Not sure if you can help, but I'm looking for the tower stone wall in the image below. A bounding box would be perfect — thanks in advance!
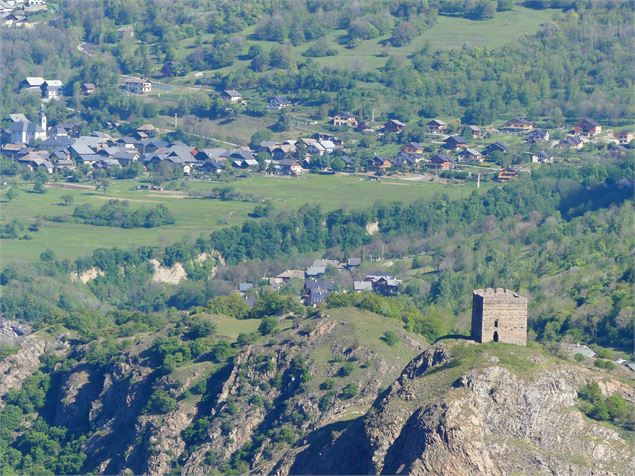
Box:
[471,288,527,345]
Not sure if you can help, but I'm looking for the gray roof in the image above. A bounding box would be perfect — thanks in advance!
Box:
[70,144,95,156]
[354,281,373,291]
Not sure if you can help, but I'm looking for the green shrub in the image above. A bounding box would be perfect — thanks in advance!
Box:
[145,389,178,414]
[381,330,399,347]
[341,383,359,399]
[338,361,356,377]
[258,316,279,336]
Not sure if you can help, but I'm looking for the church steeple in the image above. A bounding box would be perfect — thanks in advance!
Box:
[39,107,47,139]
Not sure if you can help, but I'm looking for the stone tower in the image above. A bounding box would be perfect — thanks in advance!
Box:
[471,288,527,345]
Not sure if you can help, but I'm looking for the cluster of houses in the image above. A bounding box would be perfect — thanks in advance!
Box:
[1,0,46,28]
[3,104,630,180]
[237,258,403,307]
[20,77,63,100]
[0,112,347,177]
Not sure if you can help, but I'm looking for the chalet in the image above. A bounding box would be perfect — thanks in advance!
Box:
[223,89,242,103]
[402,142,425,155]
[346,257,361,269]
[81,83,96,95]
[112,149,140,166]
[525,129,549,143]
[17,153,54,174]
[305,265,326,278]
[383,119,406,134]
[228,149,256,162]
[0,143,25,159]
[21,76,44,90]
[615,130,634,144]
[429,154,453,170]
[575,118,602,137]
[333,112,358,127]
[231,158,258,169]
[427,119,448,133]
[459,148,484,163]
[374,277,402,296]
[269,96,291,109]
[312,133,342,146]
[392,151,420,168]
[503,118,533,132]
[278,158,303,176]
[124,78,152,94]
[142,139,169,154]
[443,135,468,150]
[371,156,392,170]
[75,154,101,166]
[198,160,225,174]
[339,155,355,169]
[497,166,519,182]
[462,125,482,139]
[353,281,373,292]
[557,136,584,150]
[41,80,63,100]
[195,148,228,161]
[482,142,508,157]
[531,150,554,164]
[304,280,335,307]
[302,138,326,156]
[313,259,340,269]
[276,269,305,282]
[137,124,156,136]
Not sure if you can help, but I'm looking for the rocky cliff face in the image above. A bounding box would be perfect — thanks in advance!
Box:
[0,323,69,407]
[276,343,635,476]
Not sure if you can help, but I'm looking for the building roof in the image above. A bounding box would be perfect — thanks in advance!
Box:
[354,281,373,291]
[306,265,326,276]
[24,77,45,87]
[577,118,600,129]
[43,80,63,88]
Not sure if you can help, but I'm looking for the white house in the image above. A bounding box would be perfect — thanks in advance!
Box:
[124,78,152,94]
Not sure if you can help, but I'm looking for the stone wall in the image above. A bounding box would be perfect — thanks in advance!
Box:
[471,288,527,345]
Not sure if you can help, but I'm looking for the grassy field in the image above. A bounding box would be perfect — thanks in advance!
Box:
[166,6,557,79]
[0,174,477,263]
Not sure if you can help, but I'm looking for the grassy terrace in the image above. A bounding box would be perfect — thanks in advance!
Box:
[0,174,479,263]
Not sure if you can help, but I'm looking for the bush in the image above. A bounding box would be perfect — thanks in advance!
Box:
[145,389,178,414]
[381,330,399,347]
[320,378,336,390]
[594,359,615,370]
[259,316,279,336]
[578,382,635,430]
[338,361,355,377]
[341,383,359,399]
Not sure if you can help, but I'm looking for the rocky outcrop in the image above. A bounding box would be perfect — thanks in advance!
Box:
[279,345,635,476]
[0,329,68,407]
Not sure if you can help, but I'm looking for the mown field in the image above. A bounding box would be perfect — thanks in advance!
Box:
[0,174,478,263]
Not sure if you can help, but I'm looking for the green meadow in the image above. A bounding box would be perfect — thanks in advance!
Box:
[0,174,479,263]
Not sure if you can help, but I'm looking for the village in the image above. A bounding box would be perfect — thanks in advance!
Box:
[2,75,633,185]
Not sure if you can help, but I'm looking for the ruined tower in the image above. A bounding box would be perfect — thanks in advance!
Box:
[471,288,527,345]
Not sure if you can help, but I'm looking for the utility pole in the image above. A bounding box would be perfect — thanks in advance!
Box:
[371,108,375,124]
[174,113,178,129]
[477,172,481,189]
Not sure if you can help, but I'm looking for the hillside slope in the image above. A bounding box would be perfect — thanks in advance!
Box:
[274,343,635,476]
